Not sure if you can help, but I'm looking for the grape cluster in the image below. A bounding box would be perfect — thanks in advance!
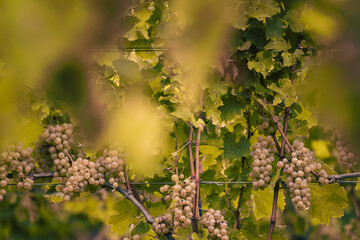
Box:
[152,214,172,234]
[36,124,76,176]
[257,115,283,135]
[334,137,358,169]
[0,142,36,201]
[55,158,102,201]
[199,209,228,240]
[279,140,329,210]
[95,145,126,188]
[161,174,195,229]
[249,136,277,190]
[9,143,36,189]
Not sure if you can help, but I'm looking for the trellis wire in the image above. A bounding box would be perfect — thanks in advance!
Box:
[4,181,360,186]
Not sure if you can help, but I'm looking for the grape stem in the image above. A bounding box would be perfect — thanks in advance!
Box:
[188,122,195,179]
[267,107,290,240]
[269,114,294,152]
[105,182,175,240]
[235,110,251,230]
[192,90,204,234]
[124,163,143,205]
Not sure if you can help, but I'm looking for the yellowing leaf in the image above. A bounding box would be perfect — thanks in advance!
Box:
[309,183,348,225]
[311,140,331,159]
[251,187,285,219]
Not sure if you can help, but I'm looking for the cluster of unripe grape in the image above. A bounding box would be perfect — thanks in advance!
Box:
[55,145,126,200]
[95,145,126,189]
[161,174,196,229]
[334,135,358,169]
[279,140,329,210]
[199,209,228,240]
[0,142,36,201]
[152,214,172,235]
[257,115,283,135]
[36,124,76,176]
[249,136,277,190]
[55,157,102,201]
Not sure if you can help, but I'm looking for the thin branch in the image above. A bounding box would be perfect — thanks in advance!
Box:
[236,111,251,229]
[327,172,360,183]
[188,122,195,179]
[267,181,280,240]
[124,163,143,205]
[193,121,202,233]
[105,182,175,240]
[270,132,281,153]
[269,114,294,152]
[280,108,290,155]
[268,108,289,240]
[293,58,311,73]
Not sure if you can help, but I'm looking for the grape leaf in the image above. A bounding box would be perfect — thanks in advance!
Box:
[285,9,306,33]
[251,187,285,219]
[229,0,248,30]
[113,59,141,84]
[148,202,167,217]
[281,52,296,67]
[247,0,281,21]
[191,229,209,240]
[218,95,246,122]
[247,50,274,78]
[309,183,348,225]
[265,17,285,40]
[264,38,291,52]
[224,133,250,162]
[109,199,139,235]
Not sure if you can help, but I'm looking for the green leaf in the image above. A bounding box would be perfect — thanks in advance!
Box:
[264,38,291,52]
[218,95,246,122]
[191,229,209,240]
[247,50,274,78]
[268,79,296,106]
[247,0,281,21]
[281,51,296,67]
[200,145,223,171]
[204,90,223,125]
[296,103,317,128]
[229,0,248,30]
[173,225,193,240]
[265,17,285,40]
[309,183,348,225]
[251,187,285,219]
[223,133,250,162]
[285,9,306,32]
[171,107,193,121]
[131,221,150,236]
[113,59,141,84]
[109,199,139,235]
[148,202,167,217]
